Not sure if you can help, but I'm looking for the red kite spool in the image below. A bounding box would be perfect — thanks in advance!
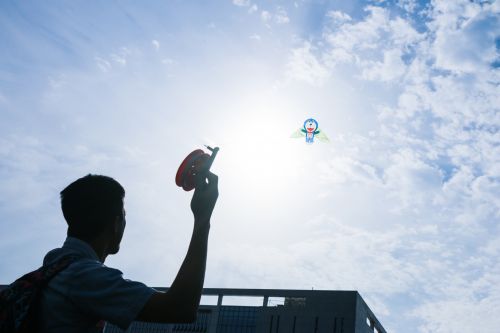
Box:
[175,147,219,191]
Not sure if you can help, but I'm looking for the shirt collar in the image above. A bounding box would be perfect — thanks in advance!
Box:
[62,237,100,261]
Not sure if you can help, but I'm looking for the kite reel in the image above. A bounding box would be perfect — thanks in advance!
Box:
[175,146,219,191]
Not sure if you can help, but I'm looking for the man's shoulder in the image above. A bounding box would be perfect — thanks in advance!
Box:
[67,259,124,281]
[43,246,84,265]
[43,247,124,289]
[39,249,154,330]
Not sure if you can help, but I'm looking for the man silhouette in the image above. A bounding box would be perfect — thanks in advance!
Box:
[37,172,218,332]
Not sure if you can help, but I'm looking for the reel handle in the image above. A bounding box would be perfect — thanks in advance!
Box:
[203,145,219,173]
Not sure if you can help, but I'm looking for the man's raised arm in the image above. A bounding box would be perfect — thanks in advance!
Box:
[136,171,218,323]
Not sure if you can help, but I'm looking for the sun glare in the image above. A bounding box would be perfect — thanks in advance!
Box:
[212,109,313,206]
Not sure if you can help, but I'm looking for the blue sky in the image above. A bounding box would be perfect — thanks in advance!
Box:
[1,1,499,332]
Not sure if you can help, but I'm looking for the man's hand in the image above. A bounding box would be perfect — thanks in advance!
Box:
[190,171,218,223]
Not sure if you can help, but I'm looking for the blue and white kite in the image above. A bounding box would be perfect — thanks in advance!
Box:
[291,118,329,144]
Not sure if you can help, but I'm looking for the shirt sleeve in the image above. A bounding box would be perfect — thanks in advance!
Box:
[67,259,156,329]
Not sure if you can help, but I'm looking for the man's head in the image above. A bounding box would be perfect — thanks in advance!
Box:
[61,174,126,254]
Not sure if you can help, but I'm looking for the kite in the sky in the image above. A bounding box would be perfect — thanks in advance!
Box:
[291,118,329,144]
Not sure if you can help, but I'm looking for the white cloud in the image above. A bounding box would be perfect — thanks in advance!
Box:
[275,7,290,24]
[323,6,423,74]
[260,10,271,22]
[383,149,443,212]
[152,39,160,51]
[249,34,261,41]
[285,42,329,85]
[396,0,417,13]
[432,7,500,73]
[326,10,352,25]
[260,8,290,25]
[111,55,126,66]
[48,74,66,90]
[319,155,381,186]
[361,48,407,81]
[94,56,111,72]
[161,58,174,65]
[248,4,258,14]
[232,0,250,7]
[94,47,132,72]
[110,47,131,66]
[43,74,68,104]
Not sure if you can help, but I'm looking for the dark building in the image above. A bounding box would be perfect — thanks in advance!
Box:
[0,285,386,332]
[105,288,386,333]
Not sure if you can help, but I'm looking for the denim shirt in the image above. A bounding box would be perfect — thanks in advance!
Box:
[38,237,155,333]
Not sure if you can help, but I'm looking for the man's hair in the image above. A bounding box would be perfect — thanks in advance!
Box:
[60,174,125,240]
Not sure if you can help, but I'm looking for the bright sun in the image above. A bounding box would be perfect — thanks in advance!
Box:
[210,109,315,206]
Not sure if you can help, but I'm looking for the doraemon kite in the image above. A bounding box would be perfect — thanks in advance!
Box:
[291,118,329,144]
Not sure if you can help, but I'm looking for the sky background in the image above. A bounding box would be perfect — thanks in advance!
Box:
[0,0,499,332]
